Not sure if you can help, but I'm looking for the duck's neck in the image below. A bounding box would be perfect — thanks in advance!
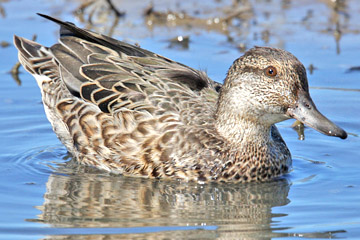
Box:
[213,106,292,182]
[214,113,290,182]
[215,112,272,147]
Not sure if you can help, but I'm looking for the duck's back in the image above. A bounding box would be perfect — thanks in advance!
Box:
[14,15,224,179]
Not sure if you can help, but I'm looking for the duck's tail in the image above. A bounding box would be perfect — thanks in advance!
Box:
[13,35,58,89]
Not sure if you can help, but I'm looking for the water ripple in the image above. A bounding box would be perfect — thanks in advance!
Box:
[7,145,68,178]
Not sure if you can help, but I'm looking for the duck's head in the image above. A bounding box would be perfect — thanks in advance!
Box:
[217,46,347,139]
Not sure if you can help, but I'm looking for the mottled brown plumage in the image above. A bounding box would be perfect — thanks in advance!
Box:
[14,14,347,182]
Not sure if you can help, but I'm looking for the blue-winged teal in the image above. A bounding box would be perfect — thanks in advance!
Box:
[14,14,347,182]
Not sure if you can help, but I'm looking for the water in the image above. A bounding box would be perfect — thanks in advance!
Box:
[0,0,359,239]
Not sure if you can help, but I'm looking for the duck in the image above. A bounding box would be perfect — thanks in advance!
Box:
[14,14,347,182]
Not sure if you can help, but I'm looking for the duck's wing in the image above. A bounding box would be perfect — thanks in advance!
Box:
[14,14,224,175]
[35,14,221,116]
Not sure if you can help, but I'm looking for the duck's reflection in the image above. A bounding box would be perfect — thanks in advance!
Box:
[29,159,346,239]
[31,160,291,239]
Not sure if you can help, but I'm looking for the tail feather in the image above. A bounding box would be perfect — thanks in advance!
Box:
[13,35,57,81]
[14,36,42,58]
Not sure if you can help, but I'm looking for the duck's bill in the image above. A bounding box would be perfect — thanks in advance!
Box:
[286,91,347,139]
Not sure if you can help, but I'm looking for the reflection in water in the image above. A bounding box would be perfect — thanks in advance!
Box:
[73,0,254,49]
[71,0,358,55]
[27,160,344,239]
[30,160,290,238]
[326,0,349,54]
[75,0,125,37]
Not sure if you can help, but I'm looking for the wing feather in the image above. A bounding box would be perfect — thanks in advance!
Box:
[30,14,222,126]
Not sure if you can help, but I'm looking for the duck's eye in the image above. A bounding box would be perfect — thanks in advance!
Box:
[264,66,277,77]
